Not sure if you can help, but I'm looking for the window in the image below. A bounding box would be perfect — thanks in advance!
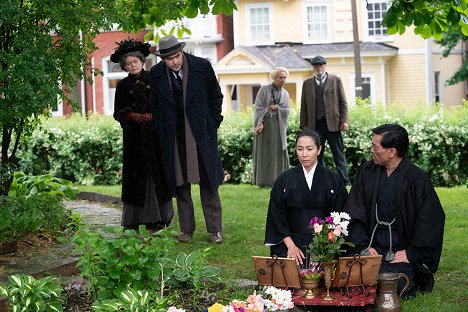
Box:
[434,71,441,103]
[246,3,273,44]
[349,73,376,106]
[305,3,330,42]
[366,0,388,37]
[362,77,371,100]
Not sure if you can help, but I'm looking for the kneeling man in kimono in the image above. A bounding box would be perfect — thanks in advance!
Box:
[344,124,445,296]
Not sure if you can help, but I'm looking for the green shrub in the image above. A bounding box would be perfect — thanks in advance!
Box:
[0,193,70,243]
[0,274,65,312]
[70,225,220,301]
[9,172,79,199]
[16,104,467,186]
[17,114,122,185]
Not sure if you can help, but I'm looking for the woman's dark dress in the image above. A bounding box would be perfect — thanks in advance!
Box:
[264,164,348,258]
[113,70,173,229]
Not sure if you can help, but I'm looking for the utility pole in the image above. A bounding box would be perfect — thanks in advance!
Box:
[351,0,363,98]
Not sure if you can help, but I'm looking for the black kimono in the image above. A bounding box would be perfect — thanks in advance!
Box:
[114,70,173,229]
[264,164,348,258]
[343,157,445,293]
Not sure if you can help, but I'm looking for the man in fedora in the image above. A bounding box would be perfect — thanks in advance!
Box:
[149,35,224,243]
[299,55,351,187]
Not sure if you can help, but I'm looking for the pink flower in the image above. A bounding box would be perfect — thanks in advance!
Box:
[328,232,335,242]
[313,223,323,233]
[333,225,342,236]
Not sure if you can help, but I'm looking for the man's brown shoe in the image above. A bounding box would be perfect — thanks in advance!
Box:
[177,232,193,242]
[208,232,222,243]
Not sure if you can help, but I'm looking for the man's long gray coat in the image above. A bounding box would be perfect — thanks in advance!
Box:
[149,53,224,195]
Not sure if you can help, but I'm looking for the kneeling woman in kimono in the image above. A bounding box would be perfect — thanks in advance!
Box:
[264,129,348,266]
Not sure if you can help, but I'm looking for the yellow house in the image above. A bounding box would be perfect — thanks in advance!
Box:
[214,0,467,113]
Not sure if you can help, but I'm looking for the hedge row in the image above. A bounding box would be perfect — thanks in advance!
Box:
[17,103,467,187]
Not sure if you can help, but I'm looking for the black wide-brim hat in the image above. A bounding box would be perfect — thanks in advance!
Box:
[155,35,186,58]
[110,38,151,63]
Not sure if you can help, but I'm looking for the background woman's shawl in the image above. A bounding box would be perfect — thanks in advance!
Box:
[253,84,290,150]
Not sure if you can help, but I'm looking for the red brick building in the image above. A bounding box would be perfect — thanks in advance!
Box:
[59,14,233,116]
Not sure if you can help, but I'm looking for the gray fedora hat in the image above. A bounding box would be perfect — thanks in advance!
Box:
[310,55,327,65]
[155,35,186,57]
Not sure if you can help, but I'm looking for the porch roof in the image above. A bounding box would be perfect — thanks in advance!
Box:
[241,44,312,69]
[240,42,399,68]
[289,42,399,59]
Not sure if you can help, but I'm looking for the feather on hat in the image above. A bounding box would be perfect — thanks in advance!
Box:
[110,38,151,63]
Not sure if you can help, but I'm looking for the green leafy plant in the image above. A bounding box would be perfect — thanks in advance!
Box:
[0,274,65,312]
[0,194,70,243]
[172,250,221,289]
[9,172,79,199]
[92,288,171,312]
[71,224,220,302]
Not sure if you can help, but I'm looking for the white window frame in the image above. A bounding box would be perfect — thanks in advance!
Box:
[245,2,274,45]
[349,73,376,106]
[102,56,127,115]
[362,0,392,42]
[302,1,332,44]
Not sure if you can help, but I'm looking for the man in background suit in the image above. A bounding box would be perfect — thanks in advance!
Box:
[149,35,224,243]
[300,55,351,186]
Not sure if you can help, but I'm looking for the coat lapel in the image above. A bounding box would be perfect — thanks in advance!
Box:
[184,55,202,108]
[155,64,176,105]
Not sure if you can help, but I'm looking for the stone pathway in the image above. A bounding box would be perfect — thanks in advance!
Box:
[0,195,122,284]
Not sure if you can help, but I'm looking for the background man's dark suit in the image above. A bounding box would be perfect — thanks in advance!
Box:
[149,52,224,239]
[300,72,350,186]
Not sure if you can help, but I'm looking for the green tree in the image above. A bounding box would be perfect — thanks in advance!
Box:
[0,0,236,196]
[383,0,468,40]
[437,27,468,86]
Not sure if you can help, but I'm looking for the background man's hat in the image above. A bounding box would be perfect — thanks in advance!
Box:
[310,55,327,65]
[155,35,186,57]
[110,38,151,63]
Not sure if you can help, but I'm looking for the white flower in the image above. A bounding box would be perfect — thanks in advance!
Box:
[222,306,235,312]
[167,307,185,312]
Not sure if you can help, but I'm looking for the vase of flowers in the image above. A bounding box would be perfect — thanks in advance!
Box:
[308,212,354,300]
[298,261,322,298]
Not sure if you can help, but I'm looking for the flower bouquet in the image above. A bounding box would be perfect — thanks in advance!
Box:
[308,211,354,300]
[308,212,353,262]
[207,286,294,312]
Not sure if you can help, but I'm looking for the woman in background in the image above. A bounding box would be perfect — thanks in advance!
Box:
[264,130,348,265]
[252,67,290,187]
[111,38,173,232]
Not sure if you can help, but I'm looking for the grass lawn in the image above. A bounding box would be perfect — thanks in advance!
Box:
[79,184,468,311]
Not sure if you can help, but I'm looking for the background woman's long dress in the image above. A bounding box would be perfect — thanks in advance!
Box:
[252,84,290,186]
[114,70,174,229]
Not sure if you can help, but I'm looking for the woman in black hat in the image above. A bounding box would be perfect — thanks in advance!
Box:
[112,38,174,232]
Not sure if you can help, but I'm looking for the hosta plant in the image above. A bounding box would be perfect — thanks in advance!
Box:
[92,288,170,312]
[0,274,65,312]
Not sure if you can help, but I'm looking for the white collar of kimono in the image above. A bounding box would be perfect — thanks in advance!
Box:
[302,161,318,190]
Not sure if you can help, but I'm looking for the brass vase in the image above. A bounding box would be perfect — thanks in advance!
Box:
[300,279,320,299]
[322,261,336,301]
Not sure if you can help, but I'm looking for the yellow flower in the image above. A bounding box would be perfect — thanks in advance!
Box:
[208,303,225,312]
